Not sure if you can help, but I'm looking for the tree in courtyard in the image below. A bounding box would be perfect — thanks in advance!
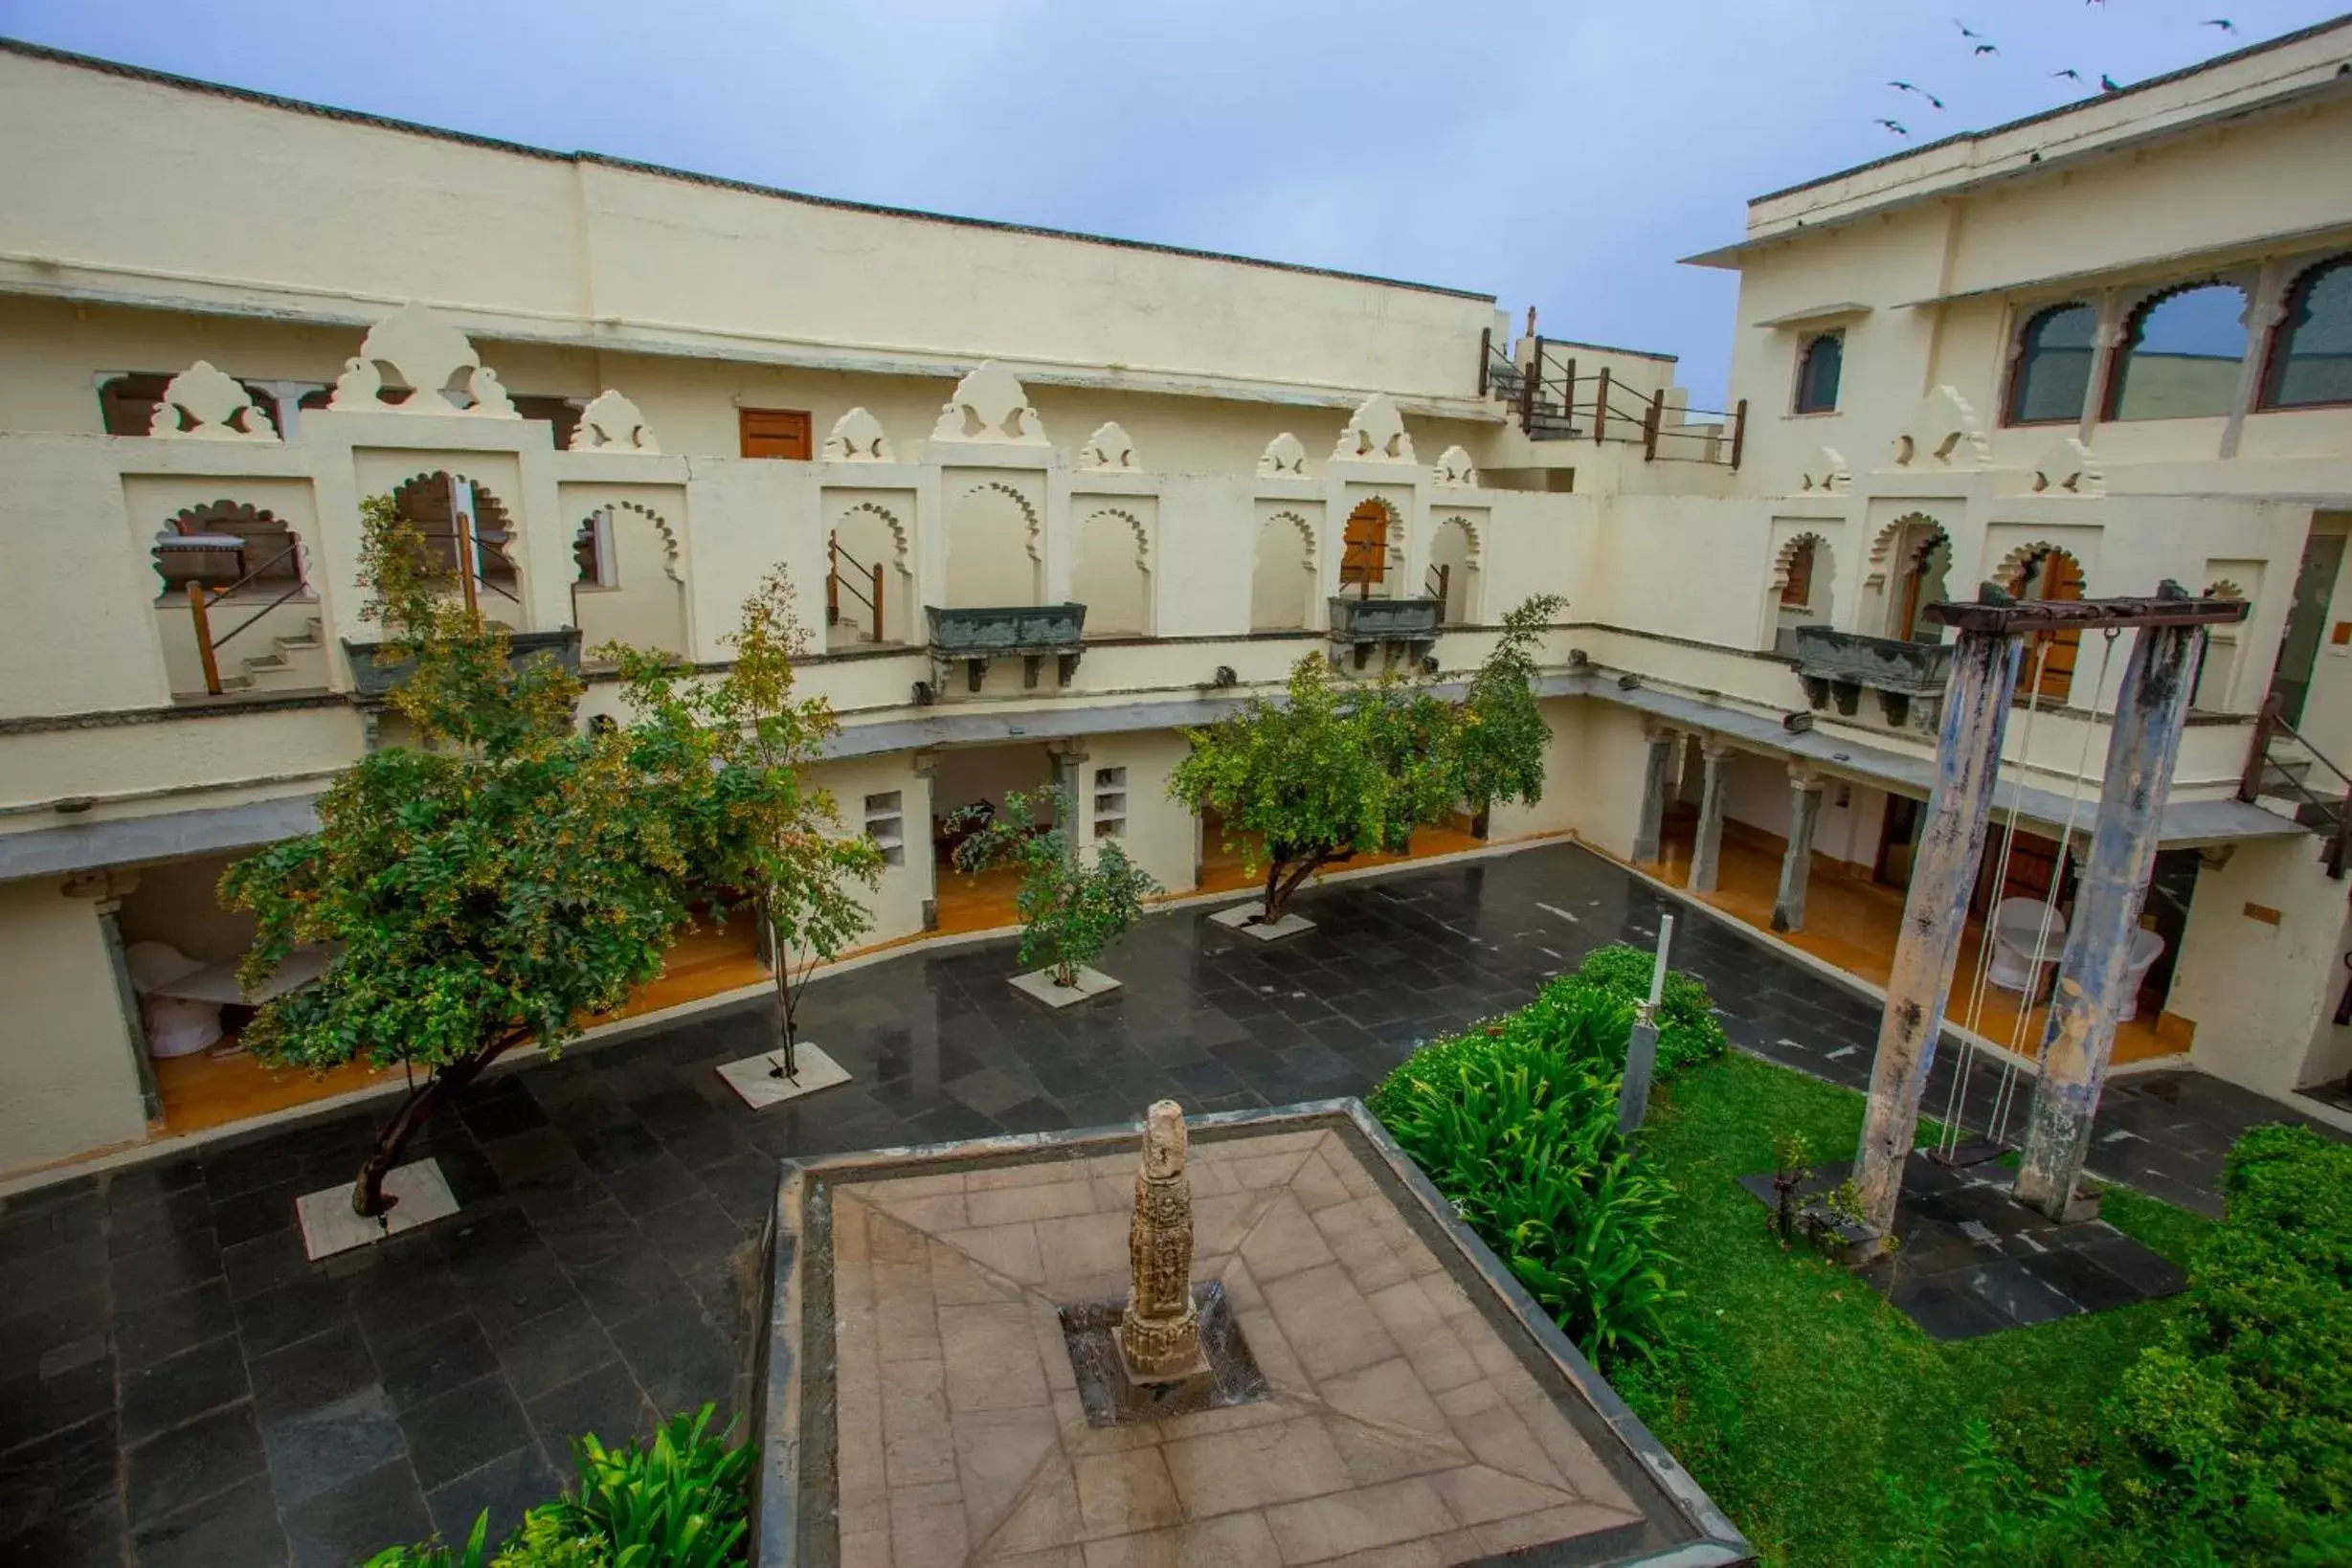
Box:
[952,784,1160,988]
[1168,594,1563,926]
[224,496,880,1217]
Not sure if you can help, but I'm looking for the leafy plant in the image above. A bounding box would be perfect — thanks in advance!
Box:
[952,784,1160,987]
[1168,595,1559,925]
[1372,986,1672,1363]
[1875,1418,2117,1568]
[1555,943,1729,1077]
[1769,1130,1811,1243]
[365,1406,752,1568]
[224,501,878,1216]
[2113,1124,2351,1548]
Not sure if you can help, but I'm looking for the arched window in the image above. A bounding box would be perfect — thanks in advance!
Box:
[1793,332,1843,414]
[2007,546,2086,705]
[1780,539,1817,608]
[2004,303,2097,426]
[2260,256,2352,410]
[2105,282,2249,421]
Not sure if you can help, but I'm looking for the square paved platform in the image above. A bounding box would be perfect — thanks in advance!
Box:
[764,1104,1749,1567]
[1738,1149,2187,1341]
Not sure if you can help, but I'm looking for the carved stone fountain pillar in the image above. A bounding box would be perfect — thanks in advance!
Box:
[1116,1100,1209,1382]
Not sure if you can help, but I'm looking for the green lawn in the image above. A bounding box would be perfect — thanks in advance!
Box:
[1613,1052,2210,1568]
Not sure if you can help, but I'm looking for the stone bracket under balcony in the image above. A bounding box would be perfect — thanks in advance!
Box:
[1790,626,1953,735]
[1326,595,1441,671]
[925,604,1088,695]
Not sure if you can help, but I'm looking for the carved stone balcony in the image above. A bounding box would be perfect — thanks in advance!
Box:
[1326,595,1441,670]
[1791,626,1953,734]
[342,627,584,704]
[926,603,1087,694]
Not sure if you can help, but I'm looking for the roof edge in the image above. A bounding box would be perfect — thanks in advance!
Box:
[0,35,1496,305]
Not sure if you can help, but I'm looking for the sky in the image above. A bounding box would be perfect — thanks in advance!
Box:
[1,0,2341,403]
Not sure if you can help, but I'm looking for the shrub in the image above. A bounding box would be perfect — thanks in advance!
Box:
[1371,986,1672,1364]
[1555,943,1729,1077]
[2114,1125,2352,1545]
[366,1406,752,1568]
[952,784,1159,986]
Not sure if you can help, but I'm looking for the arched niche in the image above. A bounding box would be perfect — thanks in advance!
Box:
[1429,516,1480,625]
[571,501,687,661]
[1338,496,1405,599]
[1071,509,1151,638]
[150,500,305,595]
[390,471,521,600]
[1860,514,1952,643]
[1251,512,1317,632]
[827,499,914,647]
[1770,532,1835,651]
[943,481,1041,608]
[1997,542,2091,706]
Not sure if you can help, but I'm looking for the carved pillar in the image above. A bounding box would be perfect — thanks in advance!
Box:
[1631,724,1677,864]
[1771,767,1826,932]
[2220,262,2286,460]
[1118,1100,1206,1382]
[2076,291,2124,445]
[911,750,941,931]
[64,870,158,1122]
[1690,738,1733,893]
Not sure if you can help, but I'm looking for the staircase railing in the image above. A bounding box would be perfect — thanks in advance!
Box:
[179,542,306,697]
[1480,334,1745,468]
[1426,562,1450,616]
[2239,692,2352,878]
[829,531,885,643]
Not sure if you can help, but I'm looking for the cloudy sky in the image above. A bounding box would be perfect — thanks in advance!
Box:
[1,0,2337,399]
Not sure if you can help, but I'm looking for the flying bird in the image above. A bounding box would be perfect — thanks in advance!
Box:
[2053,68,2083,80]
[2204,18,2237,32]
[1974,42,1999,56]
[1890,81,1946,108]
[1955,20,1982,37]
[1875,119,1911,136]
[2101,73,2122,91]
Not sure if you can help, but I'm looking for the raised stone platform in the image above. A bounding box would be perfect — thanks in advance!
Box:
[757,1102,1750,1566]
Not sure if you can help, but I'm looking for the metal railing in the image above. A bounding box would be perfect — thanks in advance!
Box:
[828,532,885,643]
[2239,691,2352,878]
[1483,333,1747,469]
[1426,562,1451,616]
[178,542,307,696]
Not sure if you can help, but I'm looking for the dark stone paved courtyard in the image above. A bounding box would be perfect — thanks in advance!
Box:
[1,841,2339,1566]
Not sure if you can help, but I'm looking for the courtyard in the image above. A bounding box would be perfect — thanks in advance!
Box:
[1,840,2330,1568]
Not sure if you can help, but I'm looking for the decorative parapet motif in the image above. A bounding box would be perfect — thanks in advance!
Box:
[569,390,659,453]
[328,300,517,416]
[1079,422,1139,471]
[1887,386,1986,470]
[1430,444,1479,488]
[1257,432,1309,478]
[930,360,1047,444]
[2031,437,2104,496]
[1333,392,1417,463]
[822,407,895,461]
[1798,446,1850,494]
[149,362,277,441]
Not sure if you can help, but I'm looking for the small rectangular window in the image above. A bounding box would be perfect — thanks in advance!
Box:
[863,789,905,866]
[1091,767,1128,840]
[1793,331,1844,414]
[740,408,813,459]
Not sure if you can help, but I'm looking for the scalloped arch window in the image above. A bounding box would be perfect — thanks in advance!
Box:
[2004,303,2096,426]
[2261,257,2352,410]
[2105,283,2248,421]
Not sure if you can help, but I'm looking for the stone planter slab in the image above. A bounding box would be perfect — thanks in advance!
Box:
[716,1042,852,1109]
[296,1158,458,1260]
[1208,903,1315,941]
[1009,966,1121,1008]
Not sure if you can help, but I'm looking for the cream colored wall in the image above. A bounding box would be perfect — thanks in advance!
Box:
[2170,838,2352,1099]
[570,499,690,661]
[116,851,255,964]
[1079,729,1196,895]
[2284,513,2352,765]
[0,879,148,1176]
[806,754,931,949]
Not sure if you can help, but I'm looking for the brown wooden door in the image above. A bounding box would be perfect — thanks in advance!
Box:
[739,408,813,459]
[1339,502,1388,594]
[2013,549,2085,704]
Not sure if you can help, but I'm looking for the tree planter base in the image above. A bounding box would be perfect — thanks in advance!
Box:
[1209,904,1314,942]
[295,1158,458,1260]
[1009,966,1121,1009]
[716,1042,852,1109]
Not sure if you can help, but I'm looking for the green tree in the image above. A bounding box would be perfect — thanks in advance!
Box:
[952,784,1159,988]
[1168,596,1561,925]
[224,497,878,1217]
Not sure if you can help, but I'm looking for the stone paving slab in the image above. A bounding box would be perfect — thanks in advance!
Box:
[0,840,2336,1565]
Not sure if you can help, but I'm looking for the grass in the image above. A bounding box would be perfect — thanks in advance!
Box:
[1614,1052,2211,1568]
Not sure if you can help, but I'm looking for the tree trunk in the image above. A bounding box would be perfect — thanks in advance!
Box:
[1264,851,1330,922]
[350,1031,523,1218]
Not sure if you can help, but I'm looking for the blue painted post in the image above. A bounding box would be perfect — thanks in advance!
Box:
[1852,626,2024,1237]
[2013,623,2205,1219]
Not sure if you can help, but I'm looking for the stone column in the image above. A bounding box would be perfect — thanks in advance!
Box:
[2014,622,2205,1220]
[911,750,941,932]
[1690,738,1732,893]
[65,869,158,1122]
[1630,724,1677,864]
[1118,1100,1206,1382]
[1771,767,1826,932]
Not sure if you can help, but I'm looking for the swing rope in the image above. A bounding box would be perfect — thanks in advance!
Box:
[1938,626,2120,1154]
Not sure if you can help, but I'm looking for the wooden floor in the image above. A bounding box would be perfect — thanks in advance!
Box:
[933,861,1030,935]
[1198,819,1489,898]
[1643,820,2184,1066]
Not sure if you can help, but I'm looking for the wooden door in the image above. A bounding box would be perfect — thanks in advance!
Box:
[2013,549,2084,705]
[739,408,813,459]
[1339,503,1389,595]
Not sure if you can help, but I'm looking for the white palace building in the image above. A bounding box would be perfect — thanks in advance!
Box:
[2,22,2350,1176]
